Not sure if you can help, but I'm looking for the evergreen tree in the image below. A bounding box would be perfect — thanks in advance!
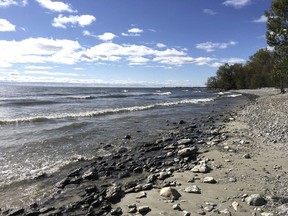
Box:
[265,0,288,93]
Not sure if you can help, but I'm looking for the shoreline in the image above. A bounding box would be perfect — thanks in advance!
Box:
[1,89,287,216]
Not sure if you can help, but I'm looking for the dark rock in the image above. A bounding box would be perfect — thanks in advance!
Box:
[138,206,151,214]
[68,167,82,177]
[106,184,124,203]
[245,194,267,206]
[110,207,123,215]
[82,168,98,180]
[39,207,55,214]
[124,135,131,139]
[178,147,198,158]
[56,177,70,189]
[118,147,128,153]
[133,166,143,173]
[25,212,40,216]
[85,186,98,195]
[7,208,25,216]
[119,171,130,179]
[179,120,186,124]
[70,176,82,185]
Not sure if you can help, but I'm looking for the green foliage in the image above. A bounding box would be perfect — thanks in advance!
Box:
[206,48,275,90]
[265,0,288,93]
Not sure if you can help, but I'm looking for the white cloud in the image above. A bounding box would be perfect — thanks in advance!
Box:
[0,0,27,7]
[25,65,53,70]
[0,19,16,32]
[122,28,143,37]
[156,43,166,48]
[223,0,251,8]
[97,32,117,41]
[203,9,217,15]
[0,37,82,66]
[0,36,246,70]
[253,15,267,23]
[24,70,79,76]
[127,56,150,65]
[196,41,238,52]
[36,0,76,13]
[52,15,96,28]
[220,57,246,64]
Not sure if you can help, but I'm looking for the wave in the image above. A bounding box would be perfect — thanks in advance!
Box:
[2,100,58,106]
[154,91,172,96]
[0,98,214,124]
[68,95,95,100]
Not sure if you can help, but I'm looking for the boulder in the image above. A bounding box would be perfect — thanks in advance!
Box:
[160,187,181,200]
[178,147,197,158]
[106,184,124,203]
[245,194,267,206]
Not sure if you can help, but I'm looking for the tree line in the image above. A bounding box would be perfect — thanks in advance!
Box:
[206,0,288,93]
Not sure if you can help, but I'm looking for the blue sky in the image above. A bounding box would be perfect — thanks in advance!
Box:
[0,0,272,87]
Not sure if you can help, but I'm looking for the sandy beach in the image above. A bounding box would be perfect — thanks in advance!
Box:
[111,88,288,216]
[1,88,287,216]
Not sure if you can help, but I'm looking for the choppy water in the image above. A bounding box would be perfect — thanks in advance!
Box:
[0,85,242,187]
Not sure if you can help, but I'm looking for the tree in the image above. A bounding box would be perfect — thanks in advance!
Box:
[265,0,288,93]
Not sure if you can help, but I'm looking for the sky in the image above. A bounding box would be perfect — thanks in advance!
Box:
[0,0,272,87]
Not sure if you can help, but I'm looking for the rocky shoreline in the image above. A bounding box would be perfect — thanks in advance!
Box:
[1,89,287,216]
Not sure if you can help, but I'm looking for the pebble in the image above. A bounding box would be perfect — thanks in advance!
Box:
[138,206,151,214]
[184,185,201,194]
[203,176,217,184]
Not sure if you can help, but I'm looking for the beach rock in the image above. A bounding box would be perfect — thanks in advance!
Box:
[136,191,147,199]
[243,153,251,159]
[184,185,201,194]
[55,177,70,189]
[177,138,192,145]
[191,163,211,173]
[245,194,267,206]
[128,205,137,213]
[124,135,131,139]
[142,183,153,190]
[178,147,197,158]
[160,187,181,200]
[106,184,124,203]
[67,167,82,177]
[147,174,157,183]
[203,177,217,184]
[220,209,232,215]
[157,171,171,180]
[172,203,182,210]
[183,210,191,216]
[82,168,98,180]
[110,207,122,215]
[138,206,151,214]
[7,208,25,216]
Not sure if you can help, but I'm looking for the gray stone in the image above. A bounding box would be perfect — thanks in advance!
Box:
[160,187,181,200]
[138,206,151,214]
[136,191,147,199]
[191,164,210,173]
[203,177,217,184]
[245,194,267,206]
[184,185,201,194]
[177,139,193,145]
[178,147,197,157]
[106,184,124,203]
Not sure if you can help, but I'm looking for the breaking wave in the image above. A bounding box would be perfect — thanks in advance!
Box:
[0,98,214,124]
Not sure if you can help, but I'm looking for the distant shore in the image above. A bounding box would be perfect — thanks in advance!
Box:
[1,88,287,216]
